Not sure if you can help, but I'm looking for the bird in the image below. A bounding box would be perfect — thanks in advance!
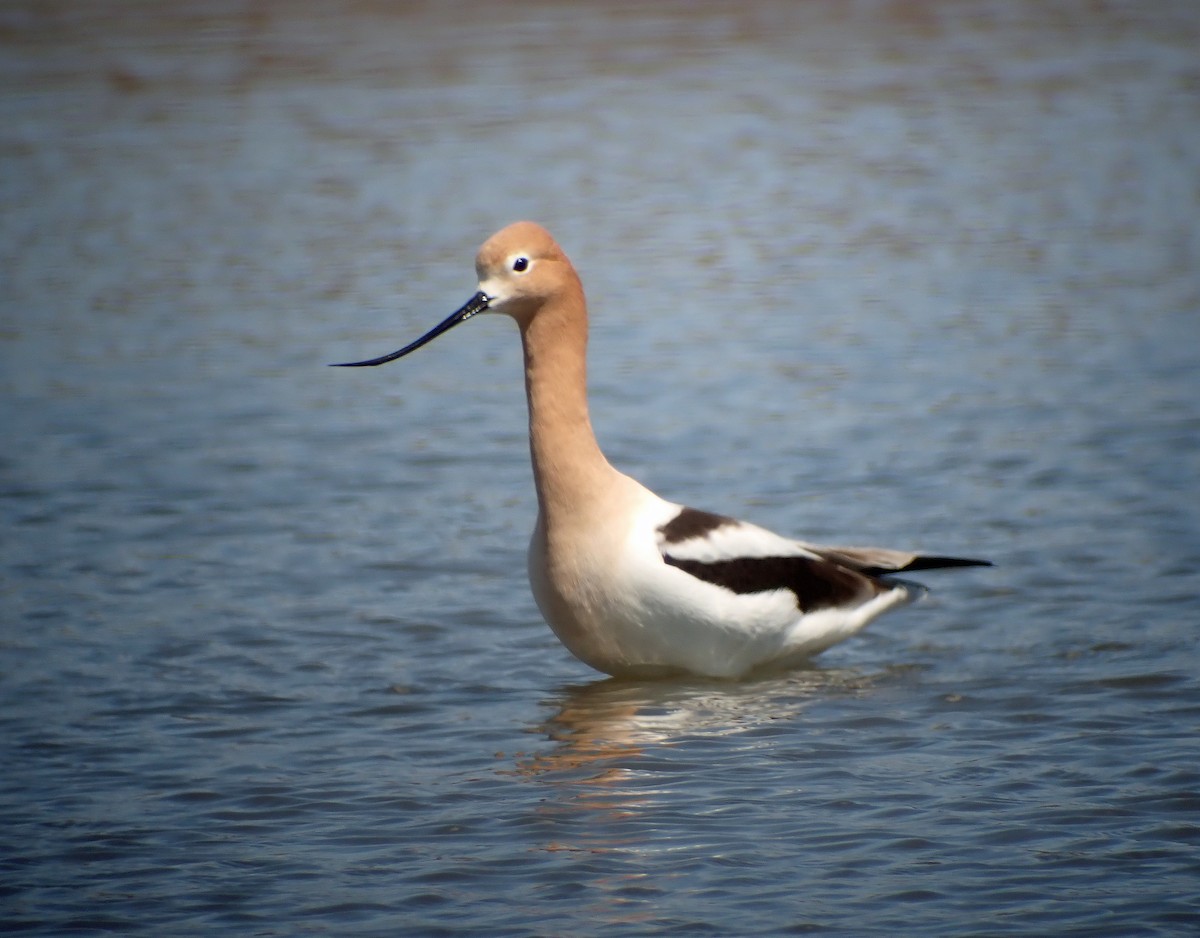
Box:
[334,221,989,679]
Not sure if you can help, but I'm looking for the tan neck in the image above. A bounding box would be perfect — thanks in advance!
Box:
[518,283,621,530]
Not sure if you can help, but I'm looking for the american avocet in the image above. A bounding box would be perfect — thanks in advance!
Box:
[335,221,988,679]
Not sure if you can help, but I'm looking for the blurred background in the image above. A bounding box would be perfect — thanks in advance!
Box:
[2,2,1198,935]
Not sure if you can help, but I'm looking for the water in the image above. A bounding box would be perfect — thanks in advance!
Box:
[2,1,1199,934]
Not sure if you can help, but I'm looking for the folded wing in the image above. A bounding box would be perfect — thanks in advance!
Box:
[655,506,989,613]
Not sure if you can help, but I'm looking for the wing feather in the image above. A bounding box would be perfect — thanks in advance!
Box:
[655,507,881,612]
[810,545,992,576]
[654,506,989,611]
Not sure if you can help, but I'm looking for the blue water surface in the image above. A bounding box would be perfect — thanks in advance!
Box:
[2,2,1199,935]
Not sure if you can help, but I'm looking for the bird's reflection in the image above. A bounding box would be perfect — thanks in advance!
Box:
[511,666,878,854]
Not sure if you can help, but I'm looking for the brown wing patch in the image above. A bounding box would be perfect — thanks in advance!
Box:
[663,554,880,612]
[657,507,736,545]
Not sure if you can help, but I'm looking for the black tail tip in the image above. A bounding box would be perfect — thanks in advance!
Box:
[902,555,993,573]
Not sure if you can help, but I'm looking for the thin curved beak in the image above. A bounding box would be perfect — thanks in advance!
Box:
[330,291,490,367]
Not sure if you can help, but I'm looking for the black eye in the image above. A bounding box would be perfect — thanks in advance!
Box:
[512,257,529,272]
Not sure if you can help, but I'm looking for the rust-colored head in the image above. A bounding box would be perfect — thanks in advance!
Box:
[332,221,579,368]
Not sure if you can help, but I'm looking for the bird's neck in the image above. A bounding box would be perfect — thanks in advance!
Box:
[519,288,622,532]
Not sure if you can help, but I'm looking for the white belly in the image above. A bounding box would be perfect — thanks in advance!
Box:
[528,516,905,679]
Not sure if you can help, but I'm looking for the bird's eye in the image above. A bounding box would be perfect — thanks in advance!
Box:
[512,257,529,273]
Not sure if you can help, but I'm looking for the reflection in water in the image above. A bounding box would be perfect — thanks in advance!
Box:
[515,667,877,837]
[498,672,842,927]
[507,669,883,927]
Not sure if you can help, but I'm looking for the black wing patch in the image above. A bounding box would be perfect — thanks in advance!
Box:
[663,553,880,612]
[657,507,735,545]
